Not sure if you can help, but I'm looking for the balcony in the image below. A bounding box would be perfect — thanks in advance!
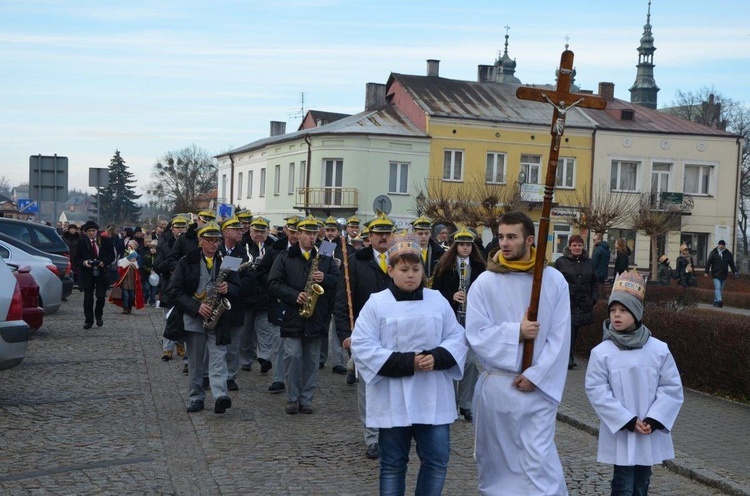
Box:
[648,192,694,213]
[294,187,359,215]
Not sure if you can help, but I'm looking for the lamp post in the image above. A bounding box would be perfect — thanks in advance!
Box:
[416,190,426,217]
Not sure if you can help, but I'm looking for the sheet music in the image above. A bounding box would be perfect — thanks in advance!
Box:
[221,255,243,271]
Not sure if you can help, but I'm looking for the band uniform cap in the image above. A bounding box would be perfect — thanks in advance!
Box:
[361,227,370,239]
[324,216,339,228]
[297,215,322,232]
[367,212,395,233]
[411,215,432,230]
[171,215,189,228]
[81,220,99,232]
[197,210,217,220]
[387,232,421,260]
[452,226,476,243]
[197,221,222,238]
[220,217,243,230]
[250,217,270,231]
[284,215,300,231]
[236,209,253,222]
[608,271,646,322]
[351,235,364,244]
[346,215,360,226]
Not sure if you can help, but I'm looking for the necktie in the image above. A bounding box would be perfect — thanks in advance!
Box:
[421,249,427,263]
[205,256,213,270]
[303,251,310,261]
[91,239,99,257]
[379,253,387,273]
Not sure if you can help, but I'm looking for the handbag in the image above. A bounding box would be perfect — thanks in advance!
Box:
[109,285,123,299]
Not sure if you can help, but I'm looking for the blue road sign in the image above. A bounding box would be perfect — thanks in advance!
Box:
[218,203,234,219]
[18,199,39,213]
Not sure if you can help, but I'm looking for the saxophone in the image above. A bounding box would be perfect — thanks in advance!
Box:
[203,257,253,330]
[456,258,467,326]
[299,253,325,318]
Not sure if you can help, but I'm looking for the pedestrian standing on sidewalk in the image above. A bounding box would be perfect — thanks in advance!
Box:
[585,271,684,496]
[591,233,610,284]
[675,245,697,288]
[351,232,467,495]
[704,240,738,307]
[614,238,631,277]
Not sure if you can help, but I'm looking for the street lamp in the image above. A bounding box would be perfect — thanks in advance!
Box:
[416,190,426,216]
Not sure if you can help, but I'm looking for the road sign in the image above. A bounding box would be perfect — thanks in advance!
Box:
[29,154,68,202]
[18,199,39,213]
[89,168,109,188]
[218,203,234,219]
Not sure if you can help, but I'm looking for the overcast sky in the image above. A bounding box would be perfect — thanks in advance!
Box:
[1,0,748,198]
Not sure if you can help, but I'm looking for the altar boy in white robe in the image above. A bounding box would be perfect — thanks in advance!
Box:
[585,271,683,495]
[351,232,467,496]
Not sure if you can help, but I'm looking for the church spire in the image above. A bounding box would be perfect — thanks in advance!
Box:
[629,0,660,109]
[495,25,521,84]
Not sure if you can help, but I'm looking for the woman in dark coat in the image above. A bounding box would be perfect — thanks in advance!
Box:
[554,234,599,370]
[613,237,631,276]
[675,245,697,287]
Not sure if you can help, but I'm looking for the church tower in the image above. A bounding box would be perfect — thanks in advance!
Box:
[629,0,660,109]
[495,26,521,84]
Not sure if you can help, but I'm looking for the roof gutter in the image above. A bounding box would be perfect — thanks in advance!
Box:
[734,136,743,253]
[228,154,235,206]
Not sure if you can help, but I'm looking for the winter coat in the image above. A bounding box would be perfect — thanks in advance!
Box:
[614,246,631,276]
[334,245,392,343]
[154,229,177,306]
[216,243,258,327]
[554,247,599,327]
[675,255,696,287]
[421,238,445,279]
[591,240,610,281]
[72,235,116,289]
[167,223,199,273]
[241,237,276,310]
[165,248,242,345]
[705,247,737,281]
[258,235,293,325]
[268,244,340,339]
[431,257,486,314]
[655,262,672,286]
[62,231,81,257]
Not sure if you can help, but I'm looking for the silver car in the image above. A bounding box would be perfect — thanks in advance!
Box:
[0,240,63,315]
[0,258,31,370]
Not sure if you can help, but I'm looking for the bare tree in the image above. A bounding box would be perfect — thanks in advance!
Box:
[559,180,639,236]
[0,176,10,197]
[629,193,685,279]
[148,144,218,214]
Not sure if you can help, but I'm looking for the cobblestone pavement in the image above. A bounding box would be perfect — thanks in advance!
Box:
[0,292,730,495]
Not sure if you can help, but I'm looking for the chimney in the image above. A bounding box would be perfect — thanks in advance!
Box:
[598,82,615,101]
[270,121,286,137]
[426,59,440,77]
[477,64,495,83]
[365,82,386,111]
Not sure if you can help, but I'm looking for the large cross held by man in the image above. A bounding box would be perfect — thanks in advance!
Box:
[515,49,606,370]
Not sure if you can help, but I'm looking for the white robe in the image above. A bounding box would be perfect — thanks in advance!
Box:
[585,336,683,466]
[465,267,571,496]
[351,288,468,428]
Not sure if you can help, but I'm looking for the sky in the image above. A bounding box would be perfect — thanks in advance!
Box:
[1,0,749,199]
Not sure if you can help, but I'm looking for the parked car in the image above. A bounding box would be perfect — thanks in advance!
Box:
[0,240,63,315]
[0,232,73,299]
[10,264,44,333]
[0,258,31,370]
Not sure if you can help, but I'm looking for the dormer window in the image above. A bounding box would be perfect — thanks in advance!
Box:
[621,109,635,121]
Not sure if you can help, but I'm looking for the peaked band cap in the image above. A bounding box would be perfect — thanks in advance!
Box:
[452,226,476,242]
[324,216,339,228]
[361,227,370,239]
[171,215,189,227]
[250,217,270,230]
[609,271,646,322]
[297,215,322,232]
[387,232,421,260]
[411,215,432,230]
[236,209,253,221]
[220,217,242,230]
[197,210,217,220]
[346,215,360,226]
[367,212,395,233]
[197,221,222,238]
[284,215,300,231]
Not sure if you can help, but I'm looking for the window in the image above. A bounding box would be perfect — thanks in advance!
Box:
[247,171,253,198]
[680,232,709,267]
[684,164,713,195]
[288,163,295,195]
[237,172,243,198]
[221,174,227,201]
[610,160,639,192]
[274,164,281,195]
[520,154,541,184]
[485,152,506,184]
[555,157,575,188]
[443,149,463,181]
[259,168,266,197]
[299,160,307,188]
[324,159,344,204]
[389,162,409,194]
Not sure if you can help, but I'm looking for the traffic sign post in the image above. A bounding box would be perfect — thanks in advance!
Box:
[29,154,69,224]
[18,199,39,214]
[89,168,109,226]
[218,203,234,220]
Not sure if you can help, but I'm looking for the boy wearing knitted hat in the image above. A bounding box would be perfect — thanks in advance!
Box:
[585,271,684,495]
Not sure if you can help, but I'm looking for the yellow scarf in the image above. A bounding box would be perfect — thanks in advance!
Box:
[492,246,537,273]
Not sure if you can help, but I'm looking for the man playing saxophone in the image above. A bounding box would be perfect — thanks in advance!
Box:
[268,215,340,415]
[166,221,241,415]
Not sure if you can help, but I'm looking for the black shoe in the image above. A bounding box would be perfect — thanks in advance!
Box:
[268,382,285,394]
[241,364,252,372]
[214,396,232,414]
[459,407,473,422]
[227,379,239,391]
[182,363,189,375]
[568,361,577,370]
[260,359,272,374]
[713,301,721,307]
[186,400,204,413]
[299,404,313,414]
[332,365,347,375]
[96,319,103,327]
[201,377,210,390]
[346,371,357,385]
[83,323,93,329]
[718,301,724,308]
[366,443,380,459]
[285,400,299,414]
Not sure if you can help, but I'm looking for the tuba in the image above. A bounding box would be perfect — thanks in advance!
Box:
[299,252,325,318]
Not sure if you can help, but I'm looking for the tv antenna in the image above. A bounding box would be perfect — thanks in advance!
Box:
[288,92,306,121]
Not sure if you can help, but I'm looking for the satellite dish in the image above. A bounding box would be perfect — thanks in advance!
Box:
[372,195,392,215]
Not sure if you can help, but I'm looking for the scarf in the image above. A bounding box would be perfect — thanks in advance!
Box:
[488,246,538,274]
[387,279,424,301]
[602,321,651,350]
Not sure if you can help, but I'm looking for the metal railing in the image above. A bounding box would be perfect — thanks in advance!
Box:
[294,187,358,209]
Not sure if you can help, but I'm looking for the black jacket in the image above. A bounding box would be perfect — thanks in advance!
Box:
[165,248,242,345]
[242,237,276,310]
[72,235,115,289]
[422,239,444,279]
[167,223,198,273]
[675,254,696,287]
[431,257,485,314]
[154,229,177,305]
[268,244,340,339]
[554,247,599,327]
[705,247,737,280]
[614,246,631,276]
[218,243,258,326]
[334,246,391,343]
[259,236,293,324]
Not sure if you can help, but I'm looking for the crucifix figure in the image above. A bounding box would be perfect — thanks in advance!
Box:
[515,49,606,370]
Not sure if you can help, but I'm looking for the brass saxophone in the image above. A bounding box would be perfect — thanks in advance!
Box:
[203,256,253,330]
[299,253,325,318]
[456,258,467,326]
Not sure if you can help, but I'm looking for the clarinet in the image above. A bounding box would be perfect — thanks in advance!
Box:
[457,258,467,326]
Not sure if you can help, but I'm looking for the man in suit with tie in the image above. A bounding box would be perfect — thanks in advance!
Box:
[74,220,115,329]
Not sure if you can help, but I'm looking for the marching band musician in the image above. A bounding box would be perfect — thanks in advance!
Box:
[268,215,340,415]
[411,215,444,280]
[235,209,259,371]
[321,216,348,374]
[245,216,277,375]
[155,215,188,365]
[345,215,360,245]
[167,222,241,415]
[430,227,486,422]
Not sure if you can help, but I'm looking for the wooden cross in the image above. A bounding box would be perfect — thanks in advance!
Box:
[515,49,606,371]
